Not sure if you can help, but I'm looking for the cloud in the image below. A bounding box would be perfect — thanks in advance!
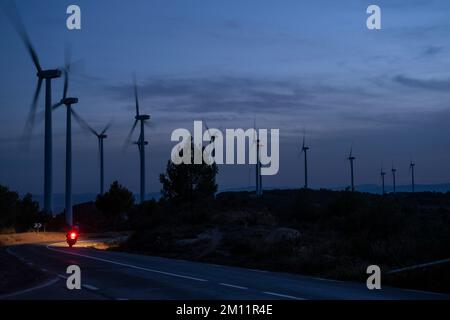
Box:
[393,75,450,91]
[105,76,325,115]
[422,45,444,56]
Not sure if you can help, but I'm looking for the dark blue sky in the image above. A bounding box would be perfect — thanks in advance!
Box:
[1,0,450,196]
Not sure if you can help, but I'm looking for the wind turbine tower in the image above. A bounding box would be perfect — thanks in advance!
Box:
[392,165,397,193]
[410,160,416,193]
[52,54,78,226]
[380,166,386,195]
[348,148,356,192]
[126,76,150,204]
[72,115,111,195]
[252,122,263,197]
[301,136,310,189]
[6,4,62,214]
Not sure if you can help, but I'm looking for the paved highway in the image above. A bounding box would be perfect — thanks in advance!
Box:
[2,243,449,300]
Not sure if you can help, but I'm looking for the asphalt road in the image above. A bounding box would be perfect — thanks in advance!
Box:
[2,243,449,300]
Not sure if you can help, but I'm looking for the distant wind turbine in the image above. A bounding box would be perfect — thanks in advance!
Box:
[348,147,355,192]
[5,3,62,213]
[380,165,386,195]
[72,115,112,196]
[409,160,416,193]
[125,76,150,204]
[392,164,397,193]
[301,134,310,189]
[252,121,263,197]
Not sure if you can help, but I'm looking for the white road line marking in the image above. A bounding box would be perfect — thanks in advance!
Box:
[41,268,48,272]
[263,291,305,300]
[405,289,444,296]
[248,269,268,273]
[83,284,99,291]
[47,245,208,282]
[219,283,248,290]
[388,257,450,274]
[313,277,343,283]
[0,278,60,300]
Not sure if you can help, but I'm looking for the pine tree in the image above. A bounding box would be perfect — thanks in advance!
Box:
[160,139,218,204]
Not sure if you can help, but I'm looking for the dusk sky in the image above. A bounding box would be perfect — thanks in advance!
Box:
[1,0,450,198]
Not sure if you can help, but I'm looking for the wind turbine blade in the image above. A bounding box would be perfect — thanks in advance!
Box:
[125,120,139,146]
[101,121,112,135]
[144,121,153,129]
[71,109,97,136]
[202,118,214,141]
[252,119,257,145]
[4,2,42,72]
[63,44,72,98]
[64,43,72,72]
[24,77,43,132]
[133,75,140,116]
[62,69,69,99]
[203,118,210,132]
[51,102,63,110]
[62,44,72,99]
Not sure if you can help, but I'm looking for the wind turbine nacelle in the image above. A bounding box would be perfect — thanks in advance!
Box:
[134,141,149,145]
[62,97,79,105]
[99,134,107,139]
[135,115,150,121]
[37,69,62,79]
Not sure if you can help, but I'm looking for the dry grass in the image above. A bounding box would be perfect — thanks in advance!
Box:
[0,232,66,246]
[0,231,131,248]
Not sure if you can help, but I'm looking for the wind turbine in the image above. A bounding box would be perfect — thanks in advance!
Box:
[348,147,355,192]
[391,164,397,193]
[51,49,78,226]
[252,121,263,197]
[6,3,62,214]
[70,114,111,196]
[125,76,150,204]
[301,134,310,189]
[380,165,386,195]
[409,160,416,193]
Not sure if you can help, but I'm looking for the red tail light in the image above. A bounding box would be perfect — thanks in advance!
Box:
[70,232,78,240]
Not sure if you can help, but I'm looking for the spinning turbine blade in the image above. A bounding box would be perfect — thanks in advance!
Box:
[4,1,42,72]
[24,77,43,133]
[125,120,139,146]
[71,109,97,136]
[101,121,112,135]
[63,45,72,99]
[133,74,140,116]
[62,69,69,99]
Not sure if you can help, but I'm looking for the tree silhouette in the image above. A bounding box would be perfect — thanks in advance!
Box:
[96,181,134,230]
[160,139,218,204]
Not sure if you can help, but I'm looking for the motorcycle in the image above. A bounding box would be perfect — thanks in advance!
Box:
[66,230,79,247]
